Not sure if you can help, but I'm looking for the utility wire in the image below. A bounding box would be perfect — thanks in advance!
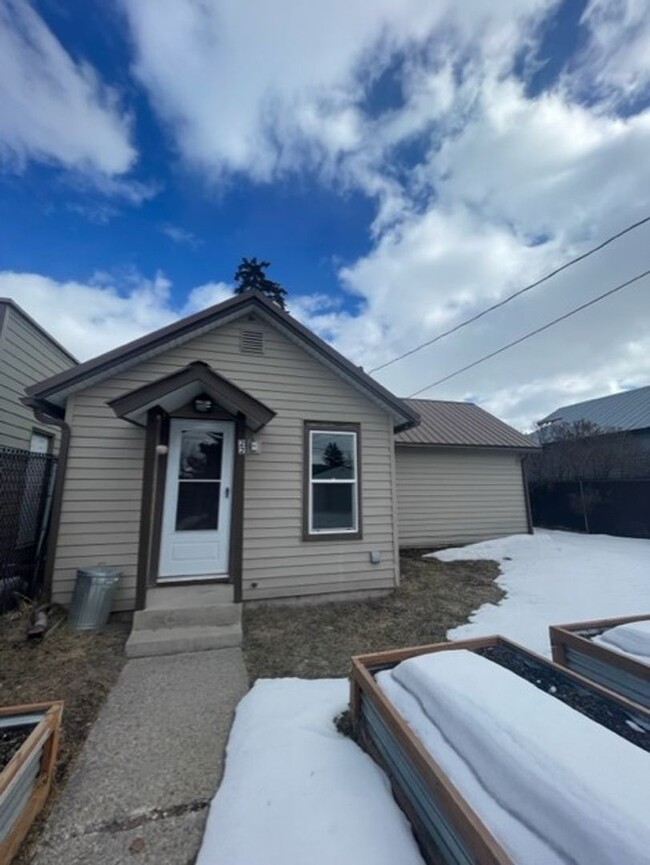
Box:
[369,215,650,375]
[407,267,650,398]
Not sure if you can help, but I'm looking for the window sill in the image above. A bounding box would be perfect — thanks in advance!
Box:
[302,530,363,542]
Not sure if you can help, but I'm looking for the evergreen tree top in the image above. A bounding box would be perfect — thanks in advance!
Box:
[234,257,288,310]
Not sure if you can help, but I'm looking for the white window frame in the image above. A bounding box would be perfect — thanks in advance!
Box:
[308,427,359,536]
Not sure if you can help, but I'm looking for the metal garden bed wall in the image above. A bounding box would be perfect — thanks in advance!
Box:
[0,701,63,864]
[350,636,650,865]
[550,613,650,710]
[0,447,57,609]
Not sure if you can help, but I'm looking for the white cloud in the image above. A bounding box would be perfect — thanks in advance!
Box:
[295,63,650,428]
[6,0,650,431]
[569,0,650,106]
[161,224,202,247]
[0,0,135,175]
[0,269,233,361]
[184,280,232,312]
[121,0,551,181]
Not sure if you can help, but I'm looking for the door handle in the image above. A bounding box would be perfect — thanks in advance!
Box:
[225,487,230,499]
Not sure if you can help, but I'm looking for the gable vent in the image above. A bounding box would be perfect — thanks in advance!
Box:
[240,330,264,355]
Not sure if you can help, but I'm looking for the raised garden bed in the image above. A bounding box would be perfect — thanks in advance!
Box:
[0,702,63,865]
[550,613,650,710]
[350,636,650,865]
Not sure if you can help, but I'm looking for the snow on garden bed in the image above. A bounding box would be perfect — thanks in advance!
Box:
[378,650,650,865]
[594,619,650,665]
[434,530,650,654]
[196,678,424,865]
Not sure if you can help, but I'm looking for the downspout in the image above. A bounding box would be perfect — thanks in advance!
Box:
[520,454,534,535]
[23,400,71,601]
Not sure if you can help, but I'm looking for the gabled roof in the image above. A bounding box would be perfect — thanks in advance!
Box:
[26,290,419,432]
[108,361,275,431]
[537,385,650,433]
[396,398,537,450]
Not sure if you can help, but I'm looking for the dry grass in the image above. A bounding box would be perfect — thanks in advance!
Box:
[0,603,128,863]
[243,550,503,681]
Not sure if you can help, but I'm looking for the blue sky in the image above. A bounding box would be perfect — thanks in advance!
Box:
[1,0,649,428]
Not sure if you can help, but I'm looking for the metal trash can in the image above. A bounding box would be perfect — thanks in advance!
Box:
[68,565,121,630]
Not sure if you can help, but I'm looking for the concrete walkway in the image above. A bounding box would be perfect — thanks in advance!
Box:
[33,648,248,865]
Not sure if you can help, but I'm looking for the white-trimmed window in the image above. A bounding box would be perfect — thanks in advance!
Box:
[305,423,361,539]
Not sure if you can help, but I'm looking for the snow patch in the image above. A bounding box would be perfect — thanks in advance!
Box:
[196,678,424,865]
[432,531,650,654]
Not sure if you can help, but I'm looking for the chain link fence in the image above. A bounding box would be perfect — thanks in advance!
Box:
[0,446,57,609]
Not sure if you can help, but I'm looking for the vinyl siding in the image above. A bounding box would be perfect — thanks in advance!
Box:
[0,305,74,451]
[395,446,529,547]
[51,314,399,610]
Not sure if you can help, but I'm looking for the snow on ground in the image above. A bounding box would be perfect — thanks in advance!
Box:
[378,650,650,865]
[436,530,650,655]
[196,678,425,865]
[196,531,650,865]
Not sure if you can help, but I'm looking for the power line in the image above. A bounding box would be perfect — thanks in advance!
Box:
[407,267,650,398]
[369,215,650,375]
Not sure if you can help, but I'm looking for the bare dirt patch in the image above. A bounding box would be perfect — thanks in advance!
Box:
[0,604,128,863]
[244,551,503,680]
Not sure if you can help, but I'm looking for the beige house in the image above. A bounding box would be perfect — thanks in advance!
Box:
[0,298,77,453]
[25,290,534,655]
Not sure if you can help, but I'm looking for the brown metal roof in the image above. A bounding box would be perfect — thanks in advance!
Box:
[396,398,537,449]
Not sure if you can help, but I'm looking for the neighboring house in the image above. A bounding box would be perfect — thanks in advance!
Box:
[534,385,650,449]
[25,290,532,622]
[0,300,77,597]
[0,298,77,453]
[396,399,535,547]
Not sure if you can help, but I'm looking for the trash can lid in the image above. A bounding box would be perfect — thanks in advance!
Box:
[77,564,122,579]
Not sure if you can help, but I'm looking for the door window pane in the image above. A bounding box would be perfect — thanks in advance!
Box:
[176,482,220,531]
[312,483,355,531]
[179,430,223,480]
[311,432,355,479]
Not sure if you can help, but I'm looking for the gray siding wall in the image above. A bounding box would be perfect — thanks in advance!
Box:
[52,315,399,610]
[395,446,529,547]
[0,305,74,451]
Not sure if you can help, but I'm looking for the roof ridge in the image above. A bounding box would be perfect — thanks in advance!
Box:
[25,289,418,431]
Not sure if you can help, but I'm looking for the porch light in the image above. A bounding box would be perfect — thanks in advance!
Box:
[194,397,213,413]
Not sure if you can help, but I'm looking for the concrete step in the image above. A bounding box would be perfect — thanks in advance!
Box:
[125,623,242,658]
[146,583,233,608]
[132,602,241,631]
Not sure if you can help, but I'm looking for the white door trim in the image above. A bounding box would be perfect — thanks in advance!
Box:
[158,419,234,581]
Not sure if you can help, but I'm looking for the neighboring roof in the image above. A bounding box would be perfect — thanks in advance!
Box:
[108,361,275,431]
[396,398,537,450]
[26,290,419,432]
[0,297,78,364]
[537,385,650,433]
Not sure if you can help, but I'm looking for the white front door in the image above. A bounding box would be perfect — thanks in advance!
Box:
[158,419,234,580]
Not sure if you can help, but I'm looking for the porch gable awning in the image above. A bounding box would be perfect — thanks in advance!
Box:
[107,361,276,431]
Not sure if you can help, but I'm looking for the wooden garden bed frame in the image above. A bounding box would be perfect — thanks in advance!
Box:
[550,613,650,710]
[350,635,650,865]
[0,701,63,864]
